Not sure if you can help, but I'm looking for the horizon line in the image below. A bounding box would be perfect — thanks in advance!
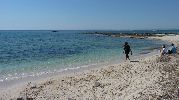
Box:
[0,29,179,31]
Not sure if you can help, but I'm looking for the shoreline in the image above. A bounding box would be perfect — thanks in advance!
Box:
[0,50,160,99]
[0,35,178,99]
[0,43,162,88]
[0,47,158,88]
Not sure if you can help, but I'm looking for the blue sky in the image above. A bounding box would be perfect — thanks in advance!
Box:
[0,0,179,30]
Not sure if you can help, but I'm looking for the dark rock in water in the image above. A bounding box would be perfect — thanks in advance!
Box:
[139,37,145,39]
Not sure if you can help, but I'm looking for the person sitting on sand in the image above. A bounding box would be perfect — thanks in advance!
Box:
[123,42,132,60]
[161,45,167,55]
[171,43,177,54]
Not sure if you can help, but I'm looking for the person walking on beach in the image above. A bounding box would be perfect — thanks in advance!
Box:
[123,42,132,60]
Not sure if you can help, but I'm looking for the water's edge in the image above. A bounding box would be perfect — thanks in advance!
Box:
[0,48,161,90]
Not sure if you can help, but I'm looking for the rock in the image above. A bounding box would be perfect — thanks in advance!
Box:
[94,81,101,87]
[30,84,37,89]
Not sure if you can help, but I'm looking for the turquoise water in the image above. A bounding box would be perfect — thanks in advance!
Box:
[0,30,169,82]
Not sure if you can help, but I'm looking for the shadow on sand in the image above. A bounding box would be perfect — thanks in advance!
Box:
[130,60,140,62]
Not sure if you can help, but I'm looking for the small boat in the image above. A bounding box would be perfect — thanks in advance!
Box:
[52,30,58,32]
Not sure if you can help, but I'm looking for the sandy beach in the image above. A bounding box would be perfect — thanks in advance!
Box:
[0,35,179,100]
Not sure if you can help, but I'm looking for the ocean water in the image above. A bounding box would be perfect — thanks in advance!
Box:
[0,30,170,82]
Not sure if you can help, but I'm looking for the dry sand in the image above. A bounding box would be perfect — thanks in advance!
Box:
[0,35,179,100]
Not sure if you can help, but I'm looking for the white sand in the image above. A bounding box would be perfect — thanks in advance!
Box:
[0,35,179,100]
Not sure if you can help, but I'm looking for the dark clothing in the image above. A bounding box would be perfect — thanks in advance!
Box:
[123,43,132,60]
[126,53,129,59]
[124,45,131,54]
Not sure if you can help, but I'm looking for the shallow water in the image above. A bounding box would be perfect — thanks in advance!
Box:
[0,30,169,82]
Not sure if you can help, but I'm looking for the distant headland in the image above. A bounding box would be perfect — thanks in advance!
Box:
[82,31,178,39]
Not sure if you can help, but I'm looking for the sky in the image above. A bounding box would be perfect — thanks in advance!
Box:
[0,0,179,30]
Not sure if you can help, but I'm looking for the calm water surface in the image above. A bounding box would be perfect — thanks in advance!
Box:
[0,30,170,82]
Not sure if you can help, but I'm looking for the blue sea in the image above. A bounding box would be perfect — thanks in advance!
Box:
[0,30,175,82]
